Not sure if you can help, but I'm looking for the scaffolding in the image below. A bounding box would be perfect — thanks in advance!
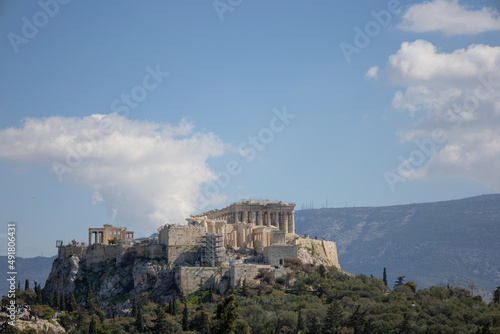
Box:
[198,233,224,267]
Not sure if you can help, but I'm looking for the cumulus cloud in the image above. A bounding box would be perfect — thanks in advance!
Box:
[399,0,500,35]
[365,66,379,79]
[0,113,227,234]
[386,40,500,189]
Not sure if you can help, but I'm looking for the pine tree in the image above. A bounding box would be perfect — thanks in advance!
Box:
[383,268,388,288]
[322,300,343,334]
[394,276,405,288]
[182,303,189,331]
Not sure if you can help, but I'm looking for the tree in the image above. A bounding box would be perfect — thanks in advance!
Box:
[307,313,321,334]
[405,281,418,294]
[36,285,42,305]
[68,293,78,312]
[25,279,30,291]
[182,303,189,331]
[323,300,343,334]
[153,306,169,334]
[212,294,240,334]
[394,276,405,288]
[383,268,388,288]
[135,303,144,333]
[297,308,305,334]
[347,306,365,334]
[494,287,500,304]
[132,298,138,318]
[318,264,327,278]
[191,310,211,334]
[88,316,97,334]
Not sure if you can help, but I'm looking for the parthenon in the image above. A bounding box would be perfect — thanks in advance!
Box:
[192,200,295,233]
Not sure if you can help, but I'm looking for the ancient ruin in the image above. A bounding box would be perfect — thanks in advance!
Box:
[55,200,341,299]
[88,224,134,245]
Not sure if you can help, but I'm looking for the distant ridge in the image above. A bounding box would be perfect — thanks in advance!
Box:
[0,256,56,294]
[295,193,500,299]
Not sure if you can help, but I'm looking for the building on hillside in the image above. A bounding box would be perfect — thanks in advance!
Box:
[88,224,134,245]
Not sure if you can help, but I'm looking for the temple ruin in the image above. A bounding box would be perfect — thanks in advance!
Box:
[88,223,134,245]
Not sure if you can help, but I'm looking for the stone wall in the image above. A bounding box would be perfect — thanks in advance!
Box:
[230,264,269,288]
[158,224,206,246]
[263,245,298,266]
[167,245,199,265]
[175,266,223,296]
[58,243,168,266]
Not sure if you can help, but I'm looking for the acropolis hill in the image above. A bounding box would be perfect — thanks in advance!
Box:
[45,200,341,316]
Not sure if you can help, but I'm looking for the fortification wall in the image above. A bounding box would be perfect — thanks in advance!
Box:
[175,266,223,296]
[293,237,340,269]
[158,224,206,246]
[263,245,298,266]
[230,264,269,288]
[167,245,199,265]
[132,244,166,259]
[59,244,87,259]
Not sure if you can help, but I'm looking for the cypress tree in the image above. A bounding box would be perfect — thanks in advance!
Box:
[135,304,144,332]
[383,268,388,288]
[182,303,189,331]
[494,287,500,304]
[153,306,168,334]
[213,294,240,334]
[88,316,97,334]
[25,279,30,291]
[36,285,43,305]
[132,298,138,318]
[297,308,305,333]
[308,313,321,334]
[322,300,343,334]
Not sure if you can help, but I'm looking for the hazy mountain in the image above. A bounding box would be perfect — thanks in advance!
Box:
[0,255,56,293]
[295,194,500,299]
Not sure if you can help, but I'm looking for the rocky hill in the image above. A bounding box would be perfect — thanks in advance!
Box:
[295,194,500,300]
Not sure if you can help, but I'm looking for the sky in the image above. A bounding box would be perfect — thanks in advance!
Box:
[0,0,499,257]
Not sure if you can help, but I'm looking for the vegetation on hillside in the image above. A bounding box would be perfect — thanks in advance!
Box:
[2,259,500,333]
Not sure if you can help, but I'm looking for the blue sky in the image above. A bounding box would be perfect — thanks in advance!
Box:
[0,0,499,257]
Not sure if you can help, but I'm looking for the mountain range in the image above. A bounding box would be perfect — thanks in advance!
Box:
[295,193,500,300]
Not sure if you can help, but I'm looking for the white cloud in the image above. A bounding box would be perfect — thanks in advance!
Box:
[365,66,379,79]
[399,0,500,35]
[0,113,227,234]
[386,40,500,189]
